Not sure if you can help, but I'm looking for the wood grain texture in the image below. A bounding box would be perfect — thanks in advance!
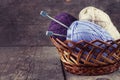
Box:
[65,69,120,80]
[0,47,63,80]
[0,0,120,79]
[0,0,119,46]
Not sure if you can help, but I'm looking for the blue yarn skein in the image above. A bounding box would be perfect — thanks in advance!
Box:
[67,21,116,60]
[67,21,114,42]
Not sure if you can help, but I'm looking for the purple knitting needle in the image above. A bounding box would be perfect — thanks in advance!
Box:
[40,11,69,29]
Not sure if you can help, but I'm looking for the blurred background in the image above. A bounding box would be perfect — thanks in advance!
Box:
[0,0,120,47]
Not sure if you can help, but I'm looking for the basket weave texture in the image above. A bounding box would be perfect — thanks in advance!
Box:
[50,37,120,75]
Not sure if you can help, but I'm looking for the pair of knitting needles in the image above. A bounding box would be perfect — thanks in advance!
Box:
[40,11,69,38]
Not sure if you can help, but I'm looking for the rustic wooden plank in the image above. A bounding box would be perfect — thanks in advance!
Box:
[12,47,37,80]
[0,47,64,80]
[28,47,64,80]
[65,67,120,80]
[0,0,119,46]
[0,47,25,80]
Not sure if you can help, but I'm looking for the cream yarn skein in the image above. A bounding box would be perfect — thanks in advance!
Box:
[79,6,120,40]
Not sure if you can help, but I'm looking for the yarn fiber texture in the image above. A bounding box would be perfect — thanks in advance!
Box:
[79,6,120,40]
[48,13,77,41]
[67,21,114,42]
[67,21,116,60]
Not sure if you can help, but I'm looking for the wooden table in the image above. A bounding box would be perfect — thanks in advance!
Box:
[0,0,120,80]
[0,47,63,80]
[0,47,120,80]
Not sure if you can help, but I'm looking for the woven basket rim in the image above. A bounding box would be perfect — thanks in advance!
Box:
[50,37,120,67]
[50,37,120,75]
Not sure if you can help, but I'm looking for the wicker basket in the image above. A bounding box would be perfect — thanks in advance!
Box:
[50,37,120,75]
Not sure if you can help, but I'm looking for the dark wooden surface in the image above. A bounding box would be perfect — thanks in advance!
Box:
[65,69,120,80]
[0,0,120,46]
[0,47,120,80]
[0,0,120,80]
[0,47,64,80]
